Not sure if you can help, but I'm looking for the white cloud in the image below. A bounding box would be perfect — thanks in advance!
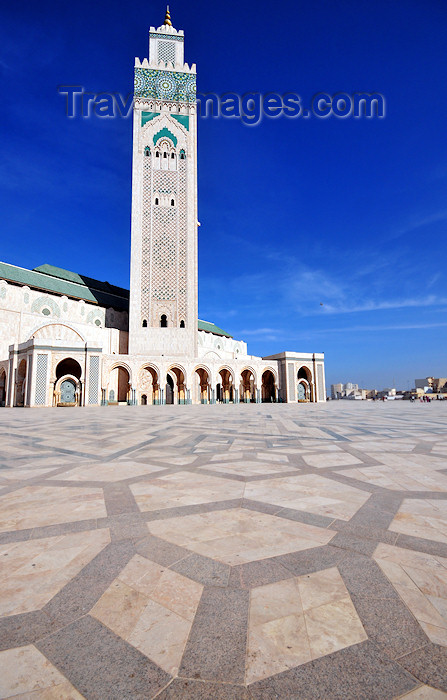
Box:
[321,296,447,315]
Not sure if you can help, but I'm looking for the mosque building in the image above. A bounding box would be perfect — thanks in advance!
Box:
[0,9,325,408]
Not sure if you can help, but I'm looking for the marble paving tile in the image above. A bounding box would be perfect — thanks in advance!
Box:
[375,543,447,647]
[245,474,369,521]
[48,462,164,482]
[301,452,362,468]
[337,463,447,492]
[199,460,295,477]
[0,529,110,617]
[130,471,244,512]
[398,687,447,699]
[390,500,447,544]
[0,644,84,698]
[0,467,61,482]
[255,452,289,462]
[0,485,107,532]
[246,567,366,683]
[147,508,334,565]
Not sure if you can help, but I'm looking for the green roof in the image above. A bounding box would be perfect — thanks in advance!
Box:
[0,262,129,311]
[0,262,233,337]
[198,319,232,338]
[33,264,129,299]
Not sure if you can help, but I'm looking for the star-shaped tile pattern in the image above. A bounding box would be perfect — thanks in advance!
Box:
[0,402,447,698]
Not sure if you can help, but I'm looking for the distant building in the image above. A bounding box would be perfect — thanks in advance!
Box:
[331,383,344,399]
[415,377,447,394]
[331,382,361,399]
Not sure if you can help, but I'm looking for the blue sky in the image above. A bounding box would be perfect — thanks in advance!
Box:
[1,0,447,391]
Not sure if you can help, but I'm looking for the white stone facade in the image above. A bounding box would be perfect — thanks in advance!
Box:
[0,13,325,408]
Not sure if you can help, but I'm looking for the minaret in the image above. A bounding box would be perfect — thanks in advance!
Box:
[128,8,198,357]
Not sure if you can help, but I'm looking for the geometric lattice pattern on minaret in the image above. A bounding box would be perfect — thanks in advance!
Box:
[140,159,187,325]
[178,157,188,323]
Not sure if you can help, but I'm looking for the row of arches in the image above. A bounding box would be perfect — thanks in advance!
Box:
[104,364,278,406]
[142,316,186,328]
[0,357,316,407]
[145,139,186,171]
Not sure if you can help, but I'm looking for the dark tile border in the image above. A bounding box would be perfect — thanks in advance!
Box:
[179,587,249,684]
[37,615,171,700]
[248,640,419,699]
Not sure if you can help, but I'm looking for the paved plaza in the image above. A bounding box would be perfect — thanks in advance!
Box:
[1,402,447,699]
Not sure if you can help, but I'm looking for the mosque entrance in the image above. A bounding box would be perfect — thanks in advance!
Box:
[261,370,276,402]
[55,358,82,406]
[60,379,76,405]
[297,366,312,402]
[0,369,6,407]
[166,374,174,404]
[14,359,27,407]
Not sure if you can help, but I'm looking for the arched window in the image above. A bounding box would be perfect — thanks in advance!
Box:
[180,150,186,160]
[163,152,167,158]
[180,320,185,328]
[171,199,175,206]
[171,153,175,159]
[142,319,147,328]
[155,197,159,205]
[160,314,168,328]
[144,147,150,156]
[156,151,160,158]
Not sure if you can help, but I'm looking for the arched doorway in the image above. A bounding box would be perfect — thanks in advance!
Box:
[141,394,147,405]
[55,358,82,406]
[0,369,6,407]
[139,366,159,405]
[108,366,130,404]
[166,374,174,404]
[261,370,276,402]
[194,367,210,404]
[166,367,186,404]
[297,366,312,402]
[218,368,233,403]
[240,368,256,403]
[14,359,27,407]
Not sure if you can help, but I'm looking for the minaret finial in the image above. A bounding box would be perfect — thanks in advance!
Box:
[164,5,172,26]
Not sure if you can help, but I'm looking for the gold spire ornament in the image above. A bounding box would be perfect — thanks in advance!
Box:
[164,6,172,26]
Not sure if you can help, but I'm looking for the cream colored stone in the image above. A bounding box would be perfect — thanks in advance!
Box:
[150,568,203,621]
[49,461,164,482]
[131,471,244,512]
[12,681,85,699]
[246,614,311,684]
[0,485,106,532]
[250,579,302,626]
[305,597,367,659]
[147,508,333,564]
[245,474,369,521]
[127,598,191,675]
[90,579,149,639]
[0,530,110,617]
[399,686,447,699]
[0,646,79,698]
[298,567,349,611]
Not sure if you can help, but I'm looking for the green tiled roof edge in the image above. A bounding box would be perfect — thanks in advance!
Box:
[33,264,129,298]
[0,262,129,311]
[198,319,232,338]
